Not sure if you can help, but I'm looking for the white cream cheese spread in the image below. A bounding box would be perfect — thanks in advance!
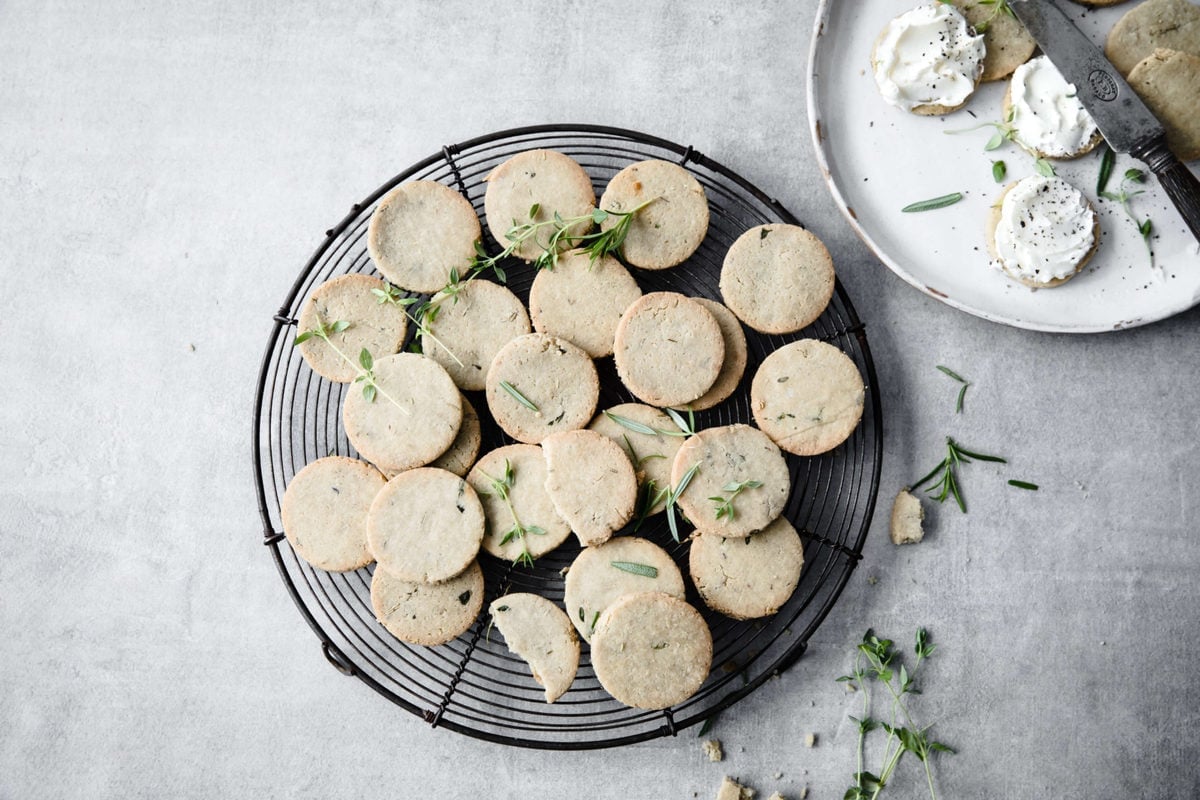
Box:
[872,3,986,112]
[993,175,1097,284]
[1009,55,1100,158]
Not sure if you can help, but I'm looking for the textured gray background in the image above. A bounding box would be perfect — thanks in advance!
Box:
[3,1,1199,798]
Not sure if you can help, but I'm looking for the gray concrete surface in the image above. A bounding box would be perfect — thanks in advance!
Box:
[3,1,1199,797]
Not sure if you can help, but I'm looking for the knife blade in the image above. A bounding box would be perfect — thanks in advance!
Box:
[1008,0,1200,244]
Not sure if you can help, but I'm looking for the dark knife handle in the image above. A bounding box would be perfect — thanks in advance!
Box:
[1133,137,1200,245]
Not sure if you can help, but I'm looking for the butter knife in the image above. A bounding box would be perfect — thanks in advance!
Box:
[1008,0,1200,244]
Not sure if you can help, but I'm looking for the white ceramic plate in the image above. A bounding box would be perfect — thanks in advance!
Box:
[808,0,1200,333]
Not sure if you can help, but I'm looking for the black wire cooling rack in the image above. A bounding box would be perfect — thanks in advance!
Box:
[252,124,883,749]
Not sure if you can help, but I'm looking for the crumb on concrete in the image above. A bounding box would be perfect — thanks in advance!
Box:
[844,681,858,692]
[716,776,756,800]
[772,772,783,780]
[800,788,809,799]
[890,489,925,544]
[702,739,723,762]
[767,793,787,800]
[804,732,817,748]
[866,574,878,585]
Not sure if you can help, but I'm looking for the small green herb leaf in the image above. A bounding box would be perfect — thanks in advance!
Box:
[1097,145,1115,194]
[1035,158,1056,177]
[611,561,659,578]
[901,192,963,213]
[499,380,538,411]
[1008,479,1039,490]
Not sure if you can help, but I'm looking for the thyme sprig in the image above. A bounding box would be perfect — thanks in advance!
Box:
[709,479,764,521]
[293,317,410,415]
[471,199,654,273]
[837,628,954,800]
[478,458,545,568]
[371,280,465,368]
[910,437,1006,513]
[1100,168,1154,268]
[970,0,1014,33]
[945,108,1016,151]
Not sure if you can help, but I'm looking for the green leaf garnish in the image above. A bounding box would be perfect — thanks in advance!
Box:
[610,561,659,578]
[901,193,963,213]
[499,380,538,412]
[1008,479,1038,491]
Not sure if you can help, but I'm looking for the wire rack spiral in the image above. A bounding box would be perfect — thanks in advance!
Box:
[252,124,883,749]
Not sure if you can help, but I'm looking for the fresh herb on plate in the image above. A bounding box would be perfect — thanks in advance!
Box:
[991,160,1006,183]
[1096,145,1116,195]
[901,193,963,213]
[1034,158,1056,178]
[837,628,954,800]
[1100,168,1154,268]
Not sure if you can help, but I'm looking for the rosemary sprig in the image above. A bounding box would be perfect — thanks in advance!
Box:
[293,317,410,415]
[901,193,963,213]
[708,479,764,521]
[603,408,693,438]
[1096,145,1116,195]
[662,463,701,542]
[935,365,970,414]
[1100,168,1154,268]
[837,628,954,800]
[1008,479,1038,491]
[499,380,539,412]
[910,437,1006,513]
[610,561,659,578]
[478,458,545,568]
[631,477,661,533]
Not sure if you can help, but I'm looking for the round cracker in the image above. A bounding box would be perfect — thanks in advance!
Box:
[428,394,482,477]
[689,516,805,620]
[751,339,865,457]
[296,275,409,384]
[486,333,599,444]
[1106,0,1200,76]
[949,0,1037,82]
[484,149,596,262]
[598,159,710,270]
[371,561,484,646]
[591,592,712,710]
[562,536,686,643]
[612,292,724,408]
[342,353,462,473]
[367,180,481,293]
[1003,59,1104,160]
[1127,48,1200,161]
[671,424,791,538]
[528,250,643,358]
[420,279,531,391]
[986,178,1101,288]
[367,467,484,584]
[466,444,573,563]
[685,298,748,412]
[720,224,834,335]
[542,429,639,548]
[280,456,384,572]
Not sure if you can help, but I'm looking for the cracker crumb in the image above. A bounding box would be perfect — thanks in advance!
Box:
[866,574,878,586]
[767,793,787,800]
[804,732,817,748]
[703,739,724,762]
[717,776,756,800]
[844,681,858,692]
[801,787,809,799]
[772,771,783,779]
[890,489,925,544]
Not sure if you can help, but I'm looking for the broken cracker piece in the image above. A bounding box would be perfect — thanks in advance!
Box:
[717,776,756,800]
[803,732,817,748]
[703,739,724,762]
[890,489,925,545]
